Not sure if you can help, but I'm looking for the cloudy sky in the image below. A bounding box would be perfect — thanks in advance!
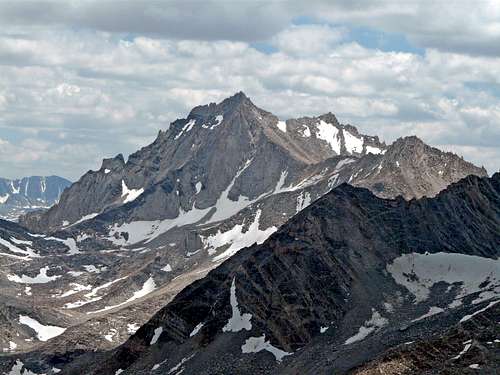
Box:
[1,1,500,180]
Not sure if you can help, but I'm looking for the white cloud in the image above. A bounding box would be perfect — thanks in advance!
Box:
[0,1,293,42]
[272,24,346,56]
[0,8,499,179]
[310,1,500,57]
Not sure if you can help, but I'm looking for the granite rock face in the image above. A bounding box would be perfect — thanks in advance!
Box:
[353,136,488,199]
[20,92,389,232]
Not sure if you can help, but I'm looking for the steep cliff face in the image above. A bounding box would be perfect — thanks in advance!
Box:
[67,173,499,375]
[20,92,388,233]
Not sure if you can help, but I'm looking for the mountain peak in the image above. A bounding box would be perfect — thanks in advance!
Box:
[183,91,256,124]
[227,90,249,102]
[219,91,255,111]
[317,112,340,126]
[0,175,71,221]
[385,135,430,156]
[392,135,425,146]
[101,154,125,171]
[19,93,487,232]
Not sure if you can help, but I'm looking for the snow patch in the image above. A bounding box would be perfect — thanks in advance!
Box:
[87,264,108,273]
[299,125,311,137]
[10,181,20,194]
[452,339,472,360]
[0,237,39,258]
[206,159,256,224]
[343,129,364,154]
[161,264,172,272]
[296,191,311,213]
[84,277,126,298]
[3,341,17,352]
[386,252,500,306]
[273,170,289,194]
[195,182,202,194]
[167,354,195,374]
[8,266,60,284]
[222,278,252,332]
[19,315,66,341]
[412,306,445,322]
[69,213,99,227]
[104,328,117,342]
[87,277,156,314]
[210,115,224,129]
[10,238,33,246]
[344,309,388,345]
[127,323,140,334]
[5,360,38,375]
[108,203,212,246]
[276,120,287,133]
[189,322,204,337]
[241,335,292,362]
[315,120,340,154]
[82,264,107,273]
[204,210,277,262]
[175,119,196,139]
[460,300,500,323]
[59,283,92,298]
[365,145,383,154]
[45,236,80,255]
[150,327,163,345]
[121,180,144,203]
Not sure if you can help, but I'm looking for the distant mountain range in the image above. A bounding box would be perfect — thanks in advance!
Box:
[0,176,71,221]
[0,92,494,375]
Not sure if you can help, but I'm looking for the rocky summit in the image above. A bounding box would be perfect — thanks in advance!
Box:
[0,93,492,375]
[20,92,389,233]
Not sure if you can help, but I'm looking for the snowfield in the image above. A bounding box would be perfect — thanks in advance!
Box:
[8,266,61,284]
[386,252,500,307]
[203,210,277,262]
[18,315,66,341]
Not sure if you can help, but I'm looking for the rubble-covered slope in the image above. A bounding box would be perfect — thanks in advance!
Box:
[63,173,499,375]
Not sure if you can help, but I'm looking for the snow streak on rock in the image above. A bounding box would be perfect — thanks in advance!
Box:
[223,278,252,332]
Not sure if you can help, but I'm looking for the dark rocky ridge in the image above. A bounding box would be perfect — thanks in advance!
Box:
[351,303,499,374]
[68,173,500,375]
